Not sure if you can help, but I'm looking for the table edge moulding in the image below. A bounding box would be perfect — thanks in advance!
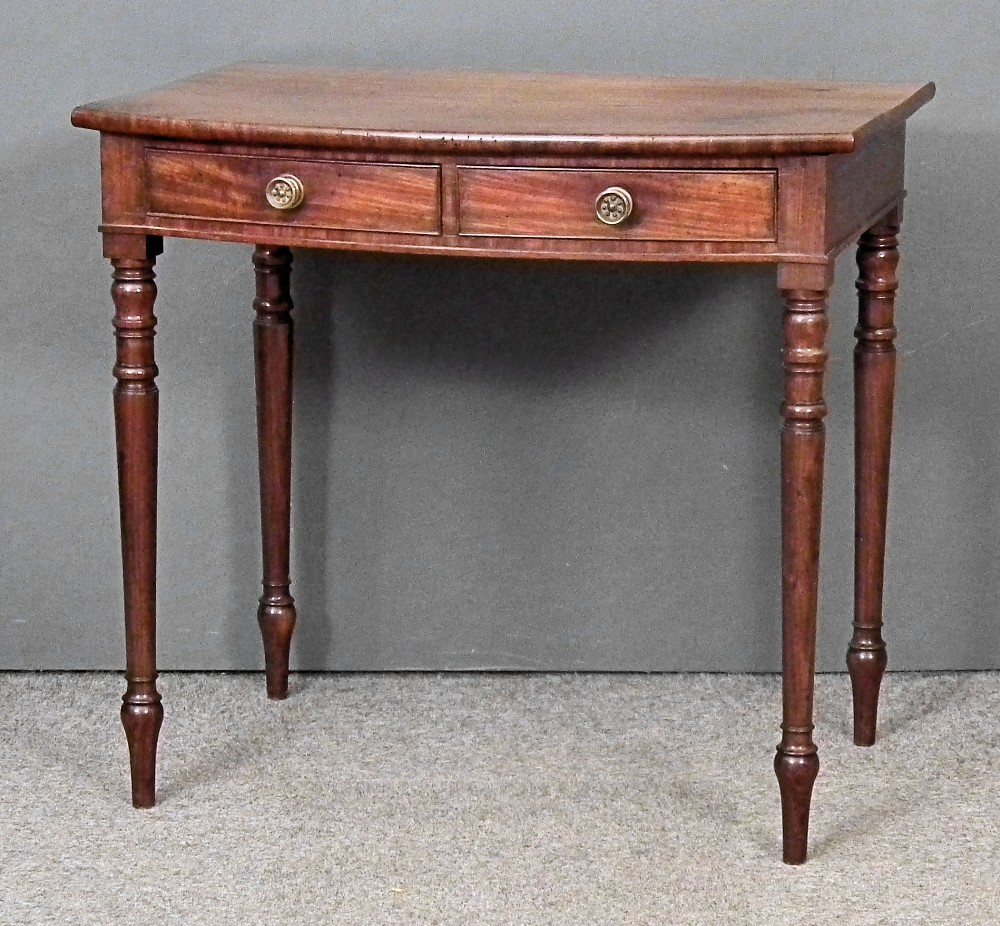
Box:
[71,65,935,864]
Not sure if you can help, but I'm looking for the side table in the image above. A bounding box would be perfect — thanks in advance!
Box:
[72,66,934,862]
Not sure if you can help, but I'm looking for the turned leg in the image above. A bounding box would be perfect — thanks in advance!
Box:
[109,235,164,808]
[774,283,829,864]
[253,245,297,699]
[848,209,900,746]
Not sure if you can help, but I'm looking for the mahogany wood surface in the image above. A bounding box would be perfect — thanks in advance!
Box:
[73,67,934,864]
[72,65,933,157]
[109,233,164,809]
[456,168,776,241]
[848,209,901,747]
[776,285,829,864]
[825,128,906,254]
[253,246,298,700]
[93,134,912,265]
[148,150,441,234]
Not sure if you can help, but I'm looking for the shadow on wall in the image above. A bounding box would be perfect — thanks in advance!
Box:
[885,124,1000,670]
[265,254,786,671]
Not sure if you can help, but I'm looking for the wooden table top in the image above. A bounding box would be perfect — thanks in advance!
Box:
[72,64,935,157]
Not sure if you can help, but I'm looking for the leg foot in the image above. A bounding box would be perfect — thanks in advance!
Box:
[121,693,164,808]
[774,749,820,864]
[847,647,887,746]
[258,600,296,700]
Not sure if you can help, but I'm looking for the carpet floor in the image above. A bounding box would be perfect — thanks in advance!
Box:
[0,671,997,924]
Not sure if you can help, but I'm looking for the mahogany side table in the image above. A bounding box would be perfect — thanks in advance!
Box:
[72,66,934,863]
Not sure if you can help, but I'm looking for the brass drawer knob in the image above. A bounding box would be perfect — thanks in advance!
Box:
[265,174,306,210]
[595,186,633,226]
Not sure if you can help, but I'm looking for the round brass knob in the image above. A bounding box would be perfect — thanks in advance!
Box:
[265,174,306,210]
[595,187,633,226]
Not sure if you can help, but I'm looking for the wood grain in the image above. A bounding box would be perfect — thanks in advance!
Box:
[848,208,900,747]
[146,149,440,234]
[253,246,298,700]
[825,127,906,254]
[457,168,776,241]
[72,65,935,157]
[90,133,923,265]
[775,284,830,865]
[109,235,164,809]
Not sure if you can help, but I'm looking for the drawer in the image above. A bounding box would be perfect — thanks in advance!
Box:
[458,168,776,241]
[145,150,441,235]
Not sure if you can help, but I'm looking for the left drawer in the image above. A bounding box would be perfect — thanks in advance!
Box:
[145,150,441,235]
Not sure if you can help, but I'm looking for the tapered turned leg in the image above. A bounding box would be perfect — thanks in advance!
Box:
[253,245,297,699]
[848,210,900,746]
[109,235,164,808]
[774,285,829,864]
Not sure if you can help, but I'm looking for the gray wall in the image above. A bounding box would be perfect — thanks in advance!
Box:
[1,2,995,671]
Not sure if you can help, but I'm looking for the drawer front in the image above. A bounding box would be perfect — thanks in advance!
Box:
[146,150,441,234]
[458,168,776,241]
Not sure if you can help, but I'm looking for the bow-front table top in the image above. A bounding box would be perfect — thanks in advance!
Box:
[72,64,933,156]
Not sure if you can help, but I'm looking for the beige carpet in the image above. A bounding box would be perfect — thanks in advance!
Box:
[1,672,997,924]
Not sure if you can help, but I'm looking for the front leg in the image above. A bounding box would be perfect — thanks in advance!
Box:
[774,278,830,864]
[253,245,297,699]
[108,234,164,808]
[848,209,900,746]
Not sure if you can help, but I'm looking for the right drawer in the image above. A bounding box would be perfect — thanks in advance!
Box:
[457,167,777,242]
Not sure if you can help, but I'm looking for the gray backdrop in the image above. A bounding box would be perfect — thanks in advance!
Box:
[1,2,995,671]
